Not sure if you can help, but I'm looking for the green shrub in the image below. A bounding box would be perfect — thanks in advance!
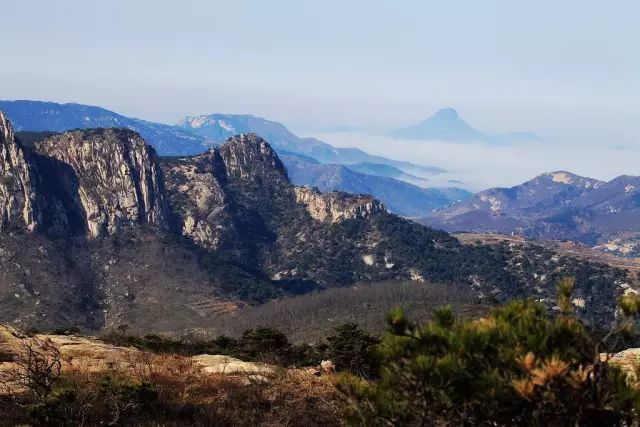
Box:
[325,323,380,379]
[25,376,158,425]
[340,280,640,426]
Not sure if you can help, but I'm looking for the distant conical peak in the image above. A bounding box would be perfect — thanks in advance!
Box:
[432,108,460,120]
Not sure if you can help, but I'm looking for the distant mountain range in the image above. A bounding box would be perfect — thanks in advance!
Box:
[0,100,465,217]
[280,152,470,216]
[0,100,205,155]
[0,112,630,331]
[420,171,640,257]
[390,107,543,144]
[178,114,444,175]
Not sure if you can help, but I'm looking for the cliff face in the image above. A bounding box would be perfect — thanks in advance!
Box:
[217,133,288,183]
[162,133,383,252]
[294,187,383,223]
[0,112,38,231]
[162,133,291,252]
[0,115,633,333]
[35,129,166,237]
[163,149,230,249]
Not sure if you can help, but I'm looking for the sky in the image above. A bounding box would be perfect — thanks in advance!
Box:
[1,1,639,188]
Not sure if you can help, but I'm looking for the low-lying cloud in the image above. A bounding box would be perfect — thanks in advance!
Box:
[311,132,640,191]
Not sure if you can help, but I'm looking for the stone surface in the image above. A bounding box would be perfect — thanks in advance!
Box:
[36,129,166,237]
[295,186,383,224]
[0,112,38,231]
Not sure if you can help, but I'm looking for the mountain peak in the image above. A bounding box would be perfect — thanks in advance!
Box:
[391,108,485,142]
[217,133,288,182]
[534,171,602,188]
[432,107,459,120]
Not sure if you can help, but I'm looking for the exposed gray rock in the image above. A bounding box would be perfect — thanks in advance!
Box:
[163,149,230,249]
[294,186,383,223]
[36,129,166,237]
[0,112,38,231]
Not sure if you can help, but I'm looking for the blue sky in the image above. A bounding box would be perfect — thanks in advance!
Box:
[1,1,638,186]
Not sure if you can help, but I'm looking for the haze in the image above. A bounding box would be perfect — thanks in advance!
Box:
[1,0,638,188]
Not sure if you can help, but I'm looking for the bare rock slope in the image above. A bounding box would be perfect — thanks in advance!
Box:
[0,113,635,332]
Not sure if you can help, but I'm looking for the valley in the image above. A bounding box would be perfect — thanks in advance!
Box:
[0,111,636,337]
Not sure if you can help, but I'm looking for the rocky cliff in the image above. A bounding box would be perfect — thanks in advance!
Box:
[294,187,383,223]
[162,149,231,249]
[0,112,38,231]
[0,115,634,333]
[35,129,166,237]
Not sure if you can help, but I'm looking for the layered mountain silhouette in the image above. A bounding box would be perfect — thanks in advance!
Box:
[1,100,466,217]
[280,151,469,216]
[0,100,205,155]
[390,107,542,144]
[178,113,444,174]
[420,171,640,257]
[0,112,630,332]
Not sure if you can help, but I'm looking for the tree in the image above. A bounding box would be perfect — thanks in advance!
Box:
[340,279,640,426]
[236,327,291,364]
[326,323,380,379]
[6,337,62,399]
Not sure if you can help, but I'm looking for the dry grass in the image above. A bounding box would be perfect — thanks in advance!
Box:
[0,339,344,426]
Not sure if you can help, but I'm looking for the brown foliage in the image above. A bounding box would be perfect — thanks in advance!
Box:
[1,342,344,426]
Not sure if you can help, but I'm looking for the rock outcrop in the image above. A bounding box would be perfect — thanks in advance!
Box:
[294,187,383,223]
[0,113,634,332]
[217,133,288,183]
[0,112,38,231]
[35,129,166,237]
[163,149,230,249]
[163,133,290,250]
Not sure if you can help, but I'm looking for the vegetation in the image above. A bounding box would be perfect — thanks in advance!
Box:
[340,279,640,426]
[211,280,487,342]
[326,323,380,379]
[1,353,342,426]
[3,279,640,425]
[102,323,380,372]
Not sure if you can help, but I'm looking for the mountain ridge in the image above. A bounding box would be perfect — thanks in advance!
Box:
[390,107,543,144]
[0,112,634,333]
[420,171,640,257]
[1,100,462,217]
[178,112,444,175]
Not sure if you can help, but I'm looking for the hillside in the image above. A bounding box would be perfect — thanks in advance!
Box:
[421,171,640,257]
[280,151,470,216]
[0,112,636,334]
[178,113,444,175]
[2,100,465,217]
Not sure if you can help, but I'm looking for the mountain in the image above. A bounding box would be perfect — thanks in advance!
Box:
[0,100,206,155]
[390,107,542,144]
[178,113,444,175]
[420,171,640,257]
[279,152,470,217]
[0,112,633,333]
[343,162,430,187]
[391,108,486,142]
[0,101,454,211]
[0,100,460,216]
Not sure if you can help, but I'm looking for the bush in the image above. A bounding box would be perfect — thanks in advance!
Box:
[340,280,640,426]
[235,327,292,364]
[325,323,380,379]
[25,376,158,426]
[1,356,343,426]
[8,337,62,399]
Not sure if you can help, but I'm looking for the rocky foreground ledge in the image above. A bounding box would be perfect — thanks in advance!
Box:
[0,325,334,394]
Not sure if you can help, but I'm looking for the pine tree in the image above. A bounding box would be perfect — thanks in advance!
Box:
[340,278,640,426]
